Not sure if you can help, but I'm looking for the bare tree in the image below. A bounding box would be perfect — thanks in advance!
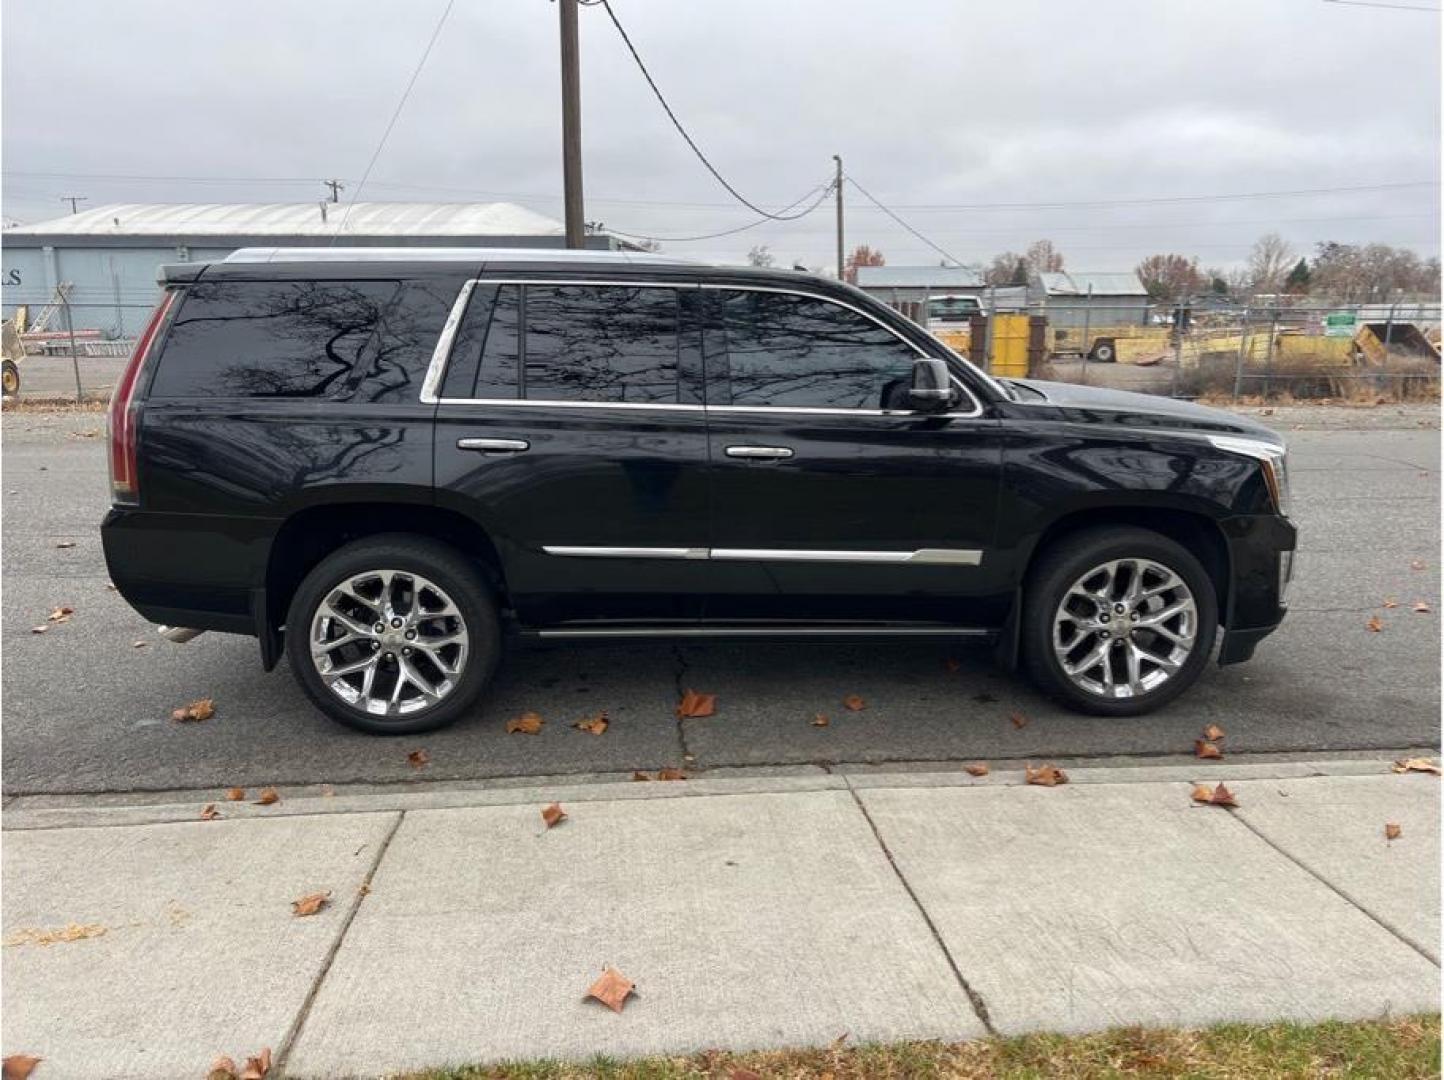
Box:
[1024,239,1065,274]
[843,244,885,284]
[746,244,775,268]
[1135,253,1202,301]
[1247,233,1294,295]
[984,251,1028,286]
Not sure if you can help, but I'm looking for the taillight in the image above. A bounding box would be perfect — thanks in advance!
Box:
[108,290,178,504]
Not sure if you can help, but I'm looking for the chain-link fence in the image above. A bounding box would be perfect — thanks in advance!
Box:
[3,296,159,401]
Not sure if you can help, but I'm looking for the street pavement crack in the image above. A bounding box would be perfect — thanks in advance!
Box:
[670,644,695,767]
[1224,809,1440,966]
[273,809,407,1077]
[842,776,997,1036]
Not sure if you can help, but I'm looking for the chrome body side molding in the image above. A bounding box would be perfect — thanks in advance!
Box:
[541,546,983,566]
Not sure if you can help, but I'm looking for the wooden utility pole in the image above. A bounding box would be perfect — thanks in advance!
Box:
[559,0,585,248]
[60,195,87,215]
[323,179,345,203]
[833,155,844,280]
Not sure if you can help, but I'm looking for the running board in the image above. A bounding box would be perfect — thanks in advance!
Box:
[525,625,998,640]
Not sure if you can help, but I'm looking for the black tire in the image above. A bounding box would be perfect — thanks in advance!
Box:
[1022,527,1218,716]
[1089,339,1117,363]
[2,359,18,396]
[285,534,500,735]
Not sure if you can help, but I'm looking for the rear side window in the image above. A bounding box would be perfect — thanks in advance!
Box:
[523,285,679,404]
[439,284,520,399]
[151,279,454,403]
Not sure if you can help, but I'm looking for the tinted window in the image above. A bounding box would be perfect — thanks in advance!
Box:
[523,285,679,403]
[719,290,918,410]
[151,279,445,402]
[440,284,520,399]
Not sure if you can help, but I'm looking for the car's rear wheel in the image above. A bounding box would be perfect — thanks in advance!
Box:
[285,535,499,734]
[1022,527,1217,715]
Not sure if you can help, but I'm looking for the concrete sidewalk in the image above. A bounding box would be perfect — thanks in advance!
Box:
[2,761,1438,1079]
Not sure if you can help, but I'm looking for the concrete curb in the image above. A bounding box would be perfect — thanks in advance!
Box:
[2,755,1419,832]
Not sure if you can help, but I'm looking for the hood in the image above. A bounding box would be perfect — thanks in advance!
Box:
[1004,378,1283,445]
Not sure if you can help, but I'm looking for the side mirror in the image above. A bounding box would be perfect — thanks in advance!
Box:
[908,357,956,411]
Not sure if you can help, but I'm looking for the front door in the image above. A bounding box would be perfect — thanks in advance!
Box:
[700,287,1005,625]
[434,280,711,626]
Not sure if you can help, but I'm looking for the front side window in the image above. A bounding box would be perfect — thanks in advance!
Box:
[718,290,918,410]
[523,285,679,404]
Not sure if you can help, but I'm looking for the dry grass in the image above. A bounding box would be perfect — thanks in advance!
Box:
[1,396,108,413]
[408,1015,1440,1080]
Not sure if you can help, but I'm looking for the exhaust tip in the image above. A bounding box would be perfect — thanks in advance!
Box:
[158,625,205,644]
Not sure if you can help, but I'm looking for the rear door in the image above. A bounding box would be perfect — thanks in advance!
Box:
[701,286,1005,625]
[433,278,711,627]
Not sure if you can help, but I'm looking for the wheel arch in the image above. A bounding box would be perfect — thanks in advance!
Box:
[262,503,509,669]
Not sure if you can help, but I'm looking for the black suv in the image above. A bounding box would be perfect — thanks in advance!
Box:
[102,249,1295,734]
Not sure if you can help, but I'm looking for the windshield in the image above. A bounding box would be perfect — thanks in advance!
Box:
[926,296,980,322]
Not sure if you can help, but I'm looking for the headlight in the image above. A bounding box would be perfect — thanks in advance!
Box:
[1209,435,1290,517]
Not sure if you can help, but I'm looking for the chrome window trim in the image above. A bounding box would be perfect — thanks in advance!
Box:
[419,277,987,417]
[541,545,983,566]
[419,278,478,404]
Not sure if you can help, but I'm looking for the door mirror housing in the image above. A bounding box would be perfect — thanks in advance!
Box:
[908,357,956,411]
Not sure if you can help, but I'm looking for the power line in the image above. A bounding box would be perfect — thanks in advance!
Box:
[597,0,819,222]
[333,0,455,241]
[845,175,965,266]
[608,182,834,242]
[1323,0,1440,11]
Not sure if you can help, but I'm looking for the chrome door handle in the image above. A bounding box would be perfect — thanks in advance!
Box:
[457,437,530,454]
[725,445,793,460]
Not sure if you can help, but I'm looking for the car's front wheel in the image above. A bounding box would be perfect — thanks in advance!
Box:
[285,535,499,734]
[1022,527,1218,715]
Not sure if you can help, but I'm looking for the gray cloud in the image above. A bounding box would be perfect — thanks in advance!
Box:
[3,0,1439,271]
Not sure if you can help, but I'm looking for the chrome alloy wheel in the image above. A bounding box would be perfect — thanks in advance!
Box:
[309,569,469,717]
[1051,558,1198,699]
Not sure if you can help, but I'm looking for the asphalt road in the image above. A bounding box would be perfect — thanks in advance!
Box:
[2,404,1439,796]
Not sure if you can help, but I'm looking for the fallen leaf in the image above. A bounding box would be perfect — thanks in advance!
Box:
[1203,723,1226,742]
[1383,597,1399,609]
[320,784,336,797]
[29,625,48,635]
[1025,763,1068,787]
[842,694,866,712]
[132,640,148,649]
[47,605,74,623]
[4,1056,43,1080]
[1191,784,1214,804]
[1194,739,1223,760]
[254,786,280,806]
[1210,782,1239,808]
[964,762,990,777]
[676,689,717,718]
[656,767,688,781]
[1366,615,1384,633]
[811,713,830,727]
[207,1056,239,1080]
[170,697,215,723]
[1411,559,1427,570]
[3,923,106,947]
[1009,711,1028,729]
[944,657,961,673]
[506,711,544,734]
[1385,822,1402,841]
[406,749,429,768]
[1392,757,1442,775]
[240,1047,272,1080]
[586,967,636,1013]
[573,712,609,735]
[542,802,567,829]
[55,540,75,549]
[225,787,245,802]
[200,803,221,821]
[1414,600,1432,614]
[631,771,652,782]
[291,892,330,917]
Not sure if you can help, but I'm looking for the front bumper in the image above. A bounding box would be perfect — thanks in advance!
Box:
[1216,513,1296,666]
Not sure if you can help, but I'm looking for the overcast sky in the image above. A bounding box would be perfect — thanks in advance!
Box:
[3,0,1440,272]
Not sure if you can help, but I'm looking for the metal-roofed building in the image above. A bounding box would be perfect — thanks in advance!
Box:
[1030,270,1150,328]
[2,201,630,336]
